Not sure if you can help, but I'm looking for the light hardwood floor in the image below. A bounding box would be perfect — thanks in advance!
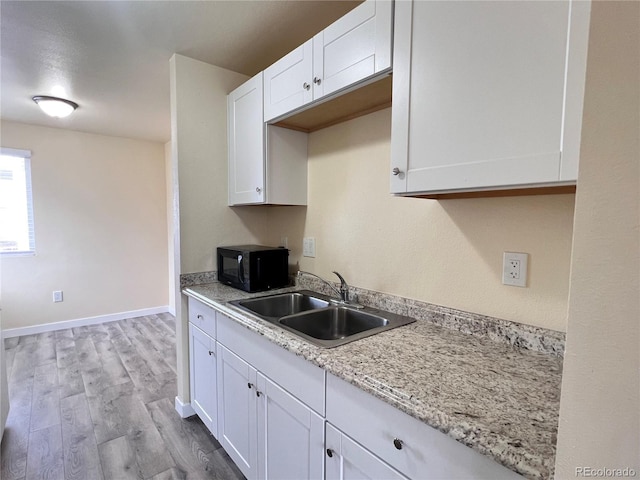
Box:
[1,314,245,480]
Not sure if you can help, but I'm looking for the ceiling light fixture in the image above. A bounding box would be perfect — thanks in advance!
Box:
[32,95,78,118]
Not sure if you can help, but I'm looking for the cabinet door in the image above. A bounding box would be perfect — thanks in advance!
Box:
[256,373,324,480]
[188,324,218,437]
[264,40,313,122]
[325,423,408,480]
[228,72,265,205]
[218,345,258,480]
[313,0,392,99]
[391,0,590,194]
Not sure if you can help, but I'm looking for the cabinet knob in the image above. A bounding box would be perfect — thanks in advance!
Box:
[256,390,262,397]
[247,383,253,389]
[393,438,404,450]
[303,82,311,91]
[392,167,402,176]
[208,350,214,356]
[196,314,203,319]
[326,448,334,458]
[313,77,322,85]
[256,187,262,194]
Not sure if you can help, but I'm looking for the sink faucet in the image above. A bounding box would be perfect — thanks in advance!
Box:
[332,271,349,302]
[297,270,360,306]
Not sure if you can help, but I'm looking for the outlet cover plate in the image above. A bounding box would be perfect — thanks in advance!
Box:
[503,252,528,287]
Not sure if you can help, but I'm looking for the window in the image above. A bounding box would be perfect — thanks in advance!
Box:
[0,148,35,255]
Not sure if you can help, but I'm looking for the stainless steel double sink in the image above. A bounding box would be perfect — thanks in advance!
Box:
[229,290,415,348]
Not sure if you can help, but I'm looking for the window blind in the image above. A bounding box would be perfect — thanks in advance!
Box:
[0,147,35,255]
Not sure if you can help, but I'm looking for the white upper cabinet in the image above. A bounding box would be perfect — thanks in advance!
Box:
[390,0,591,196]
[312,0,392,99]
[263,41,314,123]
[228,72,265,205]
[264,0,393,122]
[228,72,308,206]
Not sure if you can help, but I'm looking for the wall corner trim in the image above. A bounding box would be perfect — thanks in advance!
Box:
[174,395,196,418]
[0,306,171,338]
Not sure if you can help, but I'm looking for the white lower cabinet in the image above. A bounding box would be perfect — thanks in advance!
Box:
[187,298,522,480]
[188,300,218,437]
[218,345,258,479]
[214,311,326,480]
[326,374,522,479]
[188,325,218,436]
[326,423,408,480]
[257,373,324,480]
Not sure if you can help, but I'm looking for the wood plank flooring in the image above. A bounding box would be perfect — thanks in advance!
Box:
[1,314,245,480]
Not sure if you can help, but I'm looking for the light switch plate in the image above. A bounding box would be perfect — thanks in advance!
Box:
[502,252,528,287]
[303,237,316,257]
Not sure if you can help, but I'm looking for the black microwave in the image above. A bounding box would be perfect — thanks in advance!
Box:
[217,245,289,292]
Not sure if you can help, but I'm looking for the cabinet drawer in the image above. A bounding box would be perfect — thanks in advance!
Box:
[326,374,521,479]
[188,297,216,339]
[217,313,325,415]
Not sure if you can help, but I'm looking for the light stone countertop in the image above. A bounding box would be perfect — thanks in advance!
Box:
[183,282,563,480]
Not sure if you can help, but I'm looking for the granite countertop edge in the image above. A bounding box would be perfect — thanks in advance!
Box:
[182,284,557,479]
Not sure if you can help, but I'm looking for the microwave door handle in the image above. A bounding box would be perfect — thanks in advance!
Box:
[238,255,245,283]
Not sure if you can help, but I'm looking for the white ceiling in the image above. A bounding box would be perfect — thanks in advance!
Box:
[0,0,360,143]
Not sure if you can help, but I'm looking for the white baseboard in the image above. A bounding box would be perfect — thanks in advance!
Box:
[1,306,171,338]
[175,396,195,418]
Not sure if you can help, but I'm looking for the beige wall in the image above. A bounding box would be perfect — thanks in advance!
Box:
[555,1,640,475]
[170,54,266,277]
[266,108,575,332]
[165,141,176,315]
[170,54,265,402]
[0,121,169,331]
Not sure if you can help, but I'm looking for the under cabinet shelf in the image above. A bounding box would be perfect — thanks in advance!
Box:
[272,74,392,133]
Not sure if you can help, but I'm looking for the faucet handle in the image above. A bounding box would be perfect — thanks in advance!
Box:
[332,271,347,285]
[332,271,349,301]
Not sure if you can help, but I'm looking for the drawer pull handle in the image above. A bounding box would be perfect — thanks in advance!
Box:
[326,448,334,458]
[248,383,253,389]
[393,438,403,450]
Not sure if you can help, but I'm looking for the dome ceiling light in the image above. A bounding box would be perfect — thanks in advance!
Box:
[32,95,79,118]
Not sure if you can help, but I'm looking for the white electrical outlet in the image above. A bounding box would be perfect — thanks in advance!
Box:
[303,237,316,257]
[53,290,64,303]
[502,252,528,287]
